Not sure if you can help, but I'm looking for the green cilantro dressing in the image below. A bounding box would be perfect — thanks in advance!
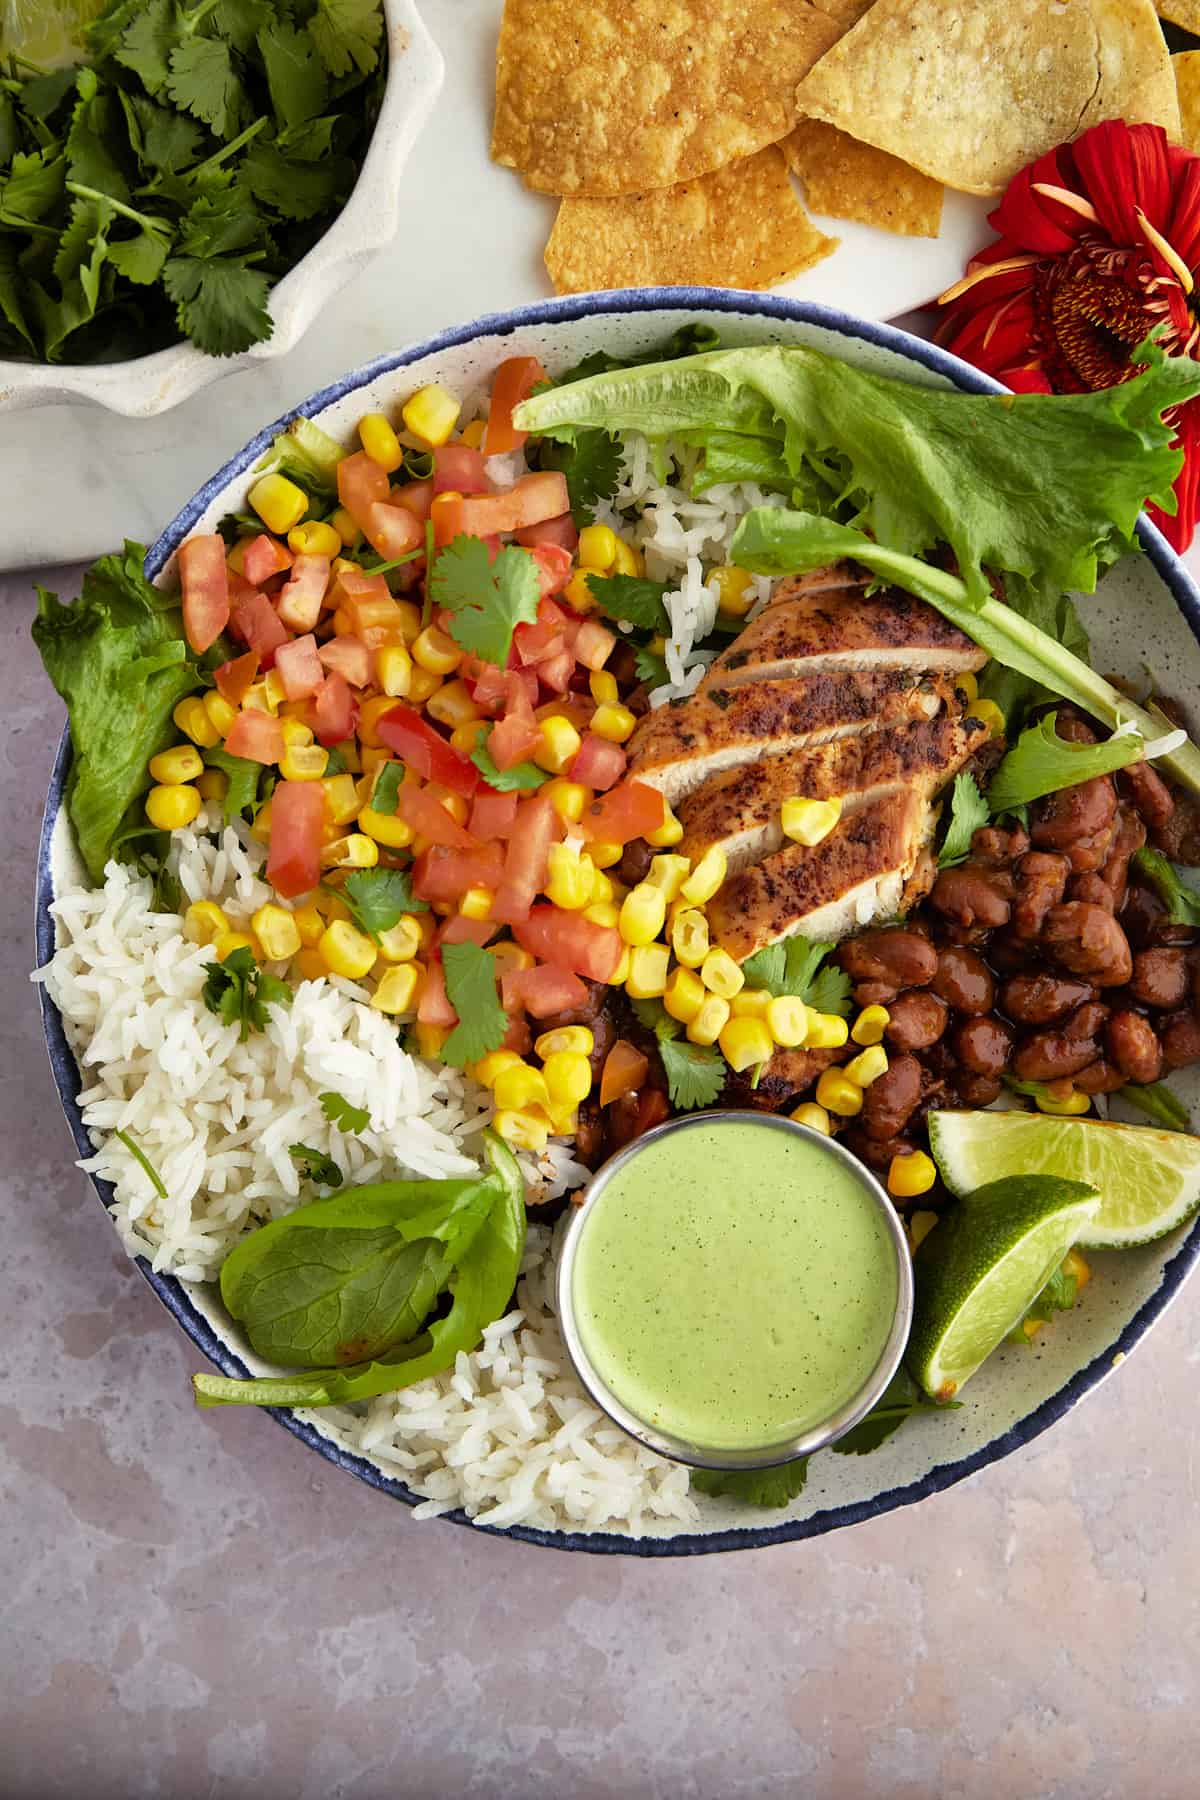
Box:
[571,1119,900,1453]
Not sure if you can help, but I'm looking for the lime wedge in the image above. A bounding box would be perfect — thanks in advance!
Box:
[0,0,102,66]
[928,1109,1200,1249]
[909,1175,1100,1400]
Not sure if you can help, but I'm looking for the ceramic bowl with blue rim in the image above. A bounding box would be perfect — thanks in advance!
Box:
[34,291,1200,1555]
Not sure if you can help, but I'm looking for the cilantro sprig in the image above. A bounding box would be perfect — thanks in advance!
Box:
[440,943,508,1068]
[429,536,540,669]
[202,946,292,1040]
[937,772,989,868]
[320,1089,369,1133]
[740,940,852,1017]
[585,572,670,634]
[337,868,427,941]
[471,727,548,793]
[629,995,726,1110]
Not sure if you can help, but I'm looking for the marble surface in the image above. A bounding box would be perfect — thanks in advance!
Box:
[4,566,1200,1795]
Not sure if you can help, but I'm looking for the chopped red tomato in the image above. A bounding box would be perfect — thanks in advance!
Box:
[228,585,289,668]
[431,472,570,547]
[503,1014,532,1055]
[376,705,479,796]
[337,449,389,521]
[491,793,560,923]
[365,500,424,561]
[468,788,519,840]
[276,554,331,633]
[501,964,588,1018]
[267,781,324,899]
[483,356,546,455]
[224,709,284,764]
[513,905,623,982]
[179,535,230,655]
[398,785,479,850]
[516,511,579,554]
[412,842,505,901]
[531,542,573,599]
[570,733,626,791]
[580,778,666,844]
[214,649,260,705]
[486,708,542,772]
[332,566,390,619]
[318,634,372,688]
[513,611,566,667]
[433,443,488,494]
[391,479,434,521]
[274,633,323,701]
[309,670,359,746]
[599,1040,650,1107]
[535,645,575,694]
[242,534,292,586]
[417,957,458,1027]
[574,619,617,671]
[437,915,499,947]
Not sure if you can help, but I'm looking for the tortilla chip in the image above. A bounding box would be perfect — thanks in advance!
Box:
[781,119,942,236]
[814,0,876,23]
[1159,2,1200,33]
[492,0,843,198]
[1176,51,1200,149]
[544,146,838,293]
[794,0,1180,199]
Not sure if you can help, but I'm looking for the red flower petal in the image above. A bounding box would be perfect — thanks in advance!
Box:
[1072,121,1173,243]
[988,145,1085,255]
[1151,400,1200,552]
[1168,159,1200,279]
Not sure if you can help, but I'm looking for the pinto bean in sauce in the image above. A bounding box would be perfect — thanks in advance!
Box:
[860,1053,924,1141]
[1160,1011,1200,1070]
[884,989,949,1050]
[1104,1011,1163,1085]
[1129,948,1190,1011]
[1030,776,1117,857]
[930,946,995,1014]
[1011,1001,1110,1082]
[1012,851,1070,938]
[1041,903,1133,986]
[928,866,1012,933]
[954,1071,1004,1107]
[837,929,938,992]
[1118,761,1174,831]
[952,1015,1014,1077]
[998,971,1094,1025]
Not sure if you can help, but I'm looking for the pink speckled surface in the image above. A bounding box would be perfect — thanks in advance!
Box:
[5,565,1200,1799]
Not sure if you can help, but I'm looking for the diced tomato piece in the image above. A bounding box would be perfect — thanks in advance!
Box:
[570,733,626,791]
[417,956,458,1027]
[242,534,292,586]
[433,443,488,494]
[376,705,480,797]
[437,915,499,947]
[228,585,289,668]
[224,709,284,764]
[179,534,230,655]
[309,671,359,747]
[580,778,666,844]
[574,618,617,671]
[491,793,560,923]
[530,542,573,600]
[468,788,519,840]
[391,479,434,521]
[513,905,623,982]
[513,617,565,667]
[318,635,372,688]
[486,700,541,771]
[536,646,575,694]
[398,785,479,850]
[365,501,424,560]
[516,511,579,554]
[276,554,330,633]
[274,633,323,701]
[331,566,390,617]
[267,781,325,899]
[503,1014,532,1055]
[337,449,390,521]
[214,649,260,705]
[484,356,546,456]
[501,964,588,1019]
[431,472,570,547]
[600,1039,651,1107]
[412,842,505,902]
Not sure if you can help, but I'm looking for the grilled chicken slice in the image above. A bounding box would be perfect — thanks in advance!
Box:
[628,672,942,804]
[705,789,935,962]
[702,584,986,690]
[677,714,987,873]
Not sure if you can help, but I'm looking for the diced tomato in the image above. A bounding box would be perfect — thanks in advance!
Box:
[486,706,542,772]
[513,905,623,982]
[317,634,372,688]
[274,633,323,701]
[468,788,519,840]
[536,646,575,694]
[337,449,390,521]
[377,705,480,797]
[491,793,560,923]
[276,554,330,633]
[179,535,230,655]
[501,964,588,1019]
[437,915,499,947]
[309,670,359,747]
[214,649,260,705]
[513,616,565,667]
[417,956,458,1027]
[431,472,570,547]
[580,778,666,844]
[516,511,579,554]
[503,1014,532,1055]
[600,1039,650,1107]
[391,479,434,521]
[332,566,391,617]
[398,785,479,849]
[574,618,617,671]
[433,443,488,494]
[412,842,505,902]
[242,533,292,586]
[228,585,289,668]
[224,709,284,764]
[266,780,325,899]
[483,356,546,456]
[367,501,424,561]
[531,542,573,599]
[570,733,626,791]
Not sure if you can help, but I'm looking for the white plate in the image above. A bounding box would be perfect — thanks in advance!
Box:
[0,0,992,570]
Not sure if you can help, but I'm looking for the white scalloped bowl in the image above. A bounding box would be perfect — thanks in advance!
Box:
[0,0,442,417]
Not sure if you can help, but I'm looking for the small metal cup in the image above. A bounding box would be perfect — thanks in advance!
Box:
[555,1111,915,1472]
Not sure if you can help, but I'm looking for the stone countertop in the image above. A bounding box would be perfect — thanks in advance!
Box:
[4,566,1200,1800]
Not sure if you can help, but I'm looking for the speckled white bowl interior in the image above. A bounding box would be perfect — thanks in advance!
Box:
[35,292,1200,1554]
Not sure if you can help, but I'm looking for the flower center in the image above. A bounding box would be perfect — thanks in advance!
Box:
[1035,244,1162,393]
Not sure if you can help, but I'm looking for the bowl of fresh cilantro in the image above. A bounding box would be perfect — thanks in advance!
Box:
[0,0,443,415]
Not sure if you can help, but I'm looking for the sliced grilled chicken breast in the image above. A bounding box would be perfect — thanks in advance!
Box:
[705,789,935,962]
[702,585,986,690]
[629,672,942,804]
[677,713,987,873]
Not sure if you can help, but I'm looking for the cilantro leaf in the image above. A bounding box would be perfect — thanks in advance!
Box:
[692,1459,808,1507]
[831,1369,950,1456]
[430,536,540,670]
[162,254,272,356]
[472,728,548,792]
[1009,1255,1083,1342]
[108,226,170,285]
[938,772,989,867]
[114,0,176,98]
[339,868,428,939]
[806,962,853,1018]
[535,431,622,526]
[634,644,669,690]
[167,36,244,140]
[202,948,293,1041]
[241,140,343,222]
[440,943,508,1068]
[258,21,329,131]
[741,939,852,1016]
[320,1090,370,1133]
[309,0,385,77]
[585,572,669,633]
[370,761,404,816]
[289,1144,344,1188]
[658,1036,725,1111]
[629,995,681,1040]
[203,746,263,821]
[2,149,66,224]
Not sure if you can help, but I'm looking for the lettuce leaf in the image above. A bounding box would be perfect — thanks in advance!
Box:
[987,712,1146,813]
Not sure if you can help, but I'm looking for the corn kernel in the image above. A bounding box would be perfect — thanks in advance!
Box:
[588,866,614,906]
[542,844,589,910]
[493,1109,549,1153]
[767,996,810,1047]
[289,519,342,558]
[687,994,730,1046]
[807,1012,850,1050]
[460,418,487,449]
[248,473,308,536]
[815,1068,863,1117]
[607,944,631,986]
[242,677,280,717]
[610,538,643,577]
[491,942,535,978]
[535,1026,594,1059]
[372,964,421,1014]
[409,1020,445,1059]
[719,1016,774,1073]
[967,698,1006,738]
[542,1051,592,1109]
[361,806,417,852]
[730,988,772,1019]
[620,882,667,946]
[376,643,413,699]
[412,625,462,676]
[459,885,494,921]
[358,694,401,748]
[578,523,617,572]
[908,1210,939,1251]
[542,1102,578,1138]
[146,783,200,830]
[646,801,684,848]
[321,833,379,870]
[564,568,600,613]
[781,796,843,847]
[251,903,302,962]
[590,839,624,869]
[1035,1088,1091,1116]
[426,679,481,732]
[851,1004,890,1046]
[328,509,359,549]
[1064,1247,1091,1289]
[711,565,755,617]
[700,947,744,1000]
[322,772,362,828]
[203,690,237,736]
[280,745,329,782]
[589,670,619,706]
[183,900,230,946]
[887,1150,937,1199]
[318,920,377,980]
[583,901,620,928]
[534,714,582,775]
[402,384,461,447]
[590,702,636,744]
[625,942,670,999]
[149,743,203,785]
[494,1063,550,1113]
[295,948,327,983]
[956,670,979,705]
[173,696,219,749]
[680,845,727,906]
[844,1045,889,1087]
[317,891,351,923]
[291,904,325,948]
[789,1102,831,1136]
[214,930,255,963]
[280,718,315,749]
[196,768,228,805]
[473,1049,522,1087]
[373,916,423,964]
[249,799,272,844]
[663,966,706,1024]
[358,411,403,471]
[543,778,587,825]
[642,854,687,901]
[447,723,478,754]
[671,908,709,969]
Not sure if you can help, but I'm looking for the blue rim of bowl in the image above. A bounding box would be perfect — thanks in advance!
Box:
[35,286,1200,1557]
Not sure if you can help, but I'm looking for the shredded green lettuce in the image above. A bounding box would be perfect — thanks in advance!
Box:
[987,712,1147,813]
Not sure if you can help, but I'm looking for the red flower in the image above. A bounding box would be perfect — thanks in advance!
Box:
[936,120,1200,551]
